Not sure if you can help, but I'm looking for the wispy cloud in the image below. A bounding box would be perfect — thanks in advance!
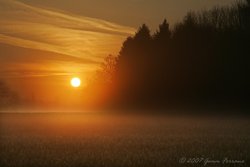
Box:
[0,43,100,79]
[0,0,135,78]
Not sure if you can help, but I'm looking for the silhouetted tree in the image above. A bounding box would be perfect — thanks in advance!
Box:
[97,54,117,84]
[154,19,171,41]
[93,0,250,109]
[0,80,19,108]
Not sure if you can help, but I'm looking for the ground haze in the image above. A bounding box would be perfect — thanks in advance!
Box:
[0,112,249,167]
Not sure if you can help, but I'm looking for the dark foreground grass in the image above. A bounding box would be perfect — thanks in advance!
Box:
[0,112,249,167]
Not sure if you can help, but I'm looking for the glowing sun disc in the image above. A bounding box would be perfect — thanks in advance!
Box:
[71,77,81,87]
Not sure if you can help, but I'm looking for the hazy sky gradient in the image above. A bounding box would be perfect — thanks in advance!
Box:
[0,0,235,78]
[0,0,135,79]
[0,0,235,100]
[17,0,235,30]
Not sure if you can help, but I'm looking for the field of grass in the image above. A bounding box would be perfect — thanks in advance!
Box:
[0,112,249,167]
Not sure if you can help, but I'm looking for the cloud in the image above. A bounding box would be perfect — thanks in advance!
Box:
[0,0,135,78]
[0,43,97,78]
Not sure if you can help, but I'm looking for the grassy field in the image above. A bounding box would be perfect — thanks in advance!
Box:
[0,112,249,167]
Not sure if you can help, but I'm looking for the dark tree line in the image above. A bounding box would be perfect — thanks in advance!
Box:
[94,0,250,109]
[0,80,19,109]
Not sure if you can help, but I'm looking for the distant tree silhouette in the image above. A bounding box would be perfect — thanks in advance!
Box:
[150,19,173,104]
[114,24,153,105]
[0,80,19,108]
[154,19,171,41]
[96,54,117,84]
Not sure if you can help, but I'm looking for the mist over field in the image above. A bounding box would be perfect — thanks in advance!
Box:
[1,112,249,167]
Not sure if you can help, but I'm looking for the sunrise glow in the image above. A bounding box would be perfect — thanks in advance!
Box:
[71,77,81,88]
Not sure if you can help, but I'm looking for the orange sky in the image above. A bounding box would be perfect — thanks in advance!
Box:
[0,0,234,104]
[0,0,135,103]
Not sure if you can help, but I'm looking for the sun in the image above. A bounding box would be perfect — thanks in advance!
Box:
[71,77,81,88]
